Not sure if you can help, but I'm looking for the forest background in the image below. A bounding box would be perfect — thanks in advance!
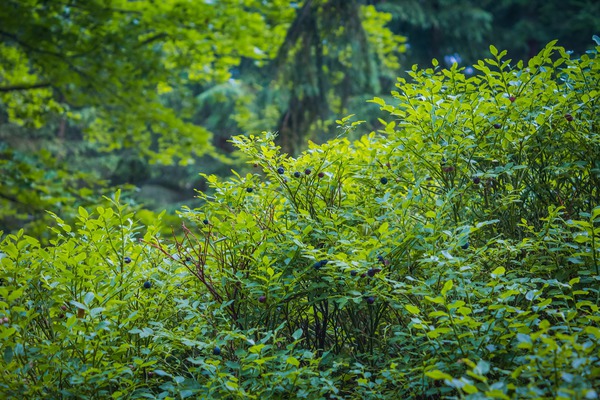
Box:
[1,0,599,240]
[2,1,600,399]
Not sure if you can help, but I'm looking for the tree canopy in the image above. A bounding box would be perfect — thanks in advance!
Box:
[0,0,296,162]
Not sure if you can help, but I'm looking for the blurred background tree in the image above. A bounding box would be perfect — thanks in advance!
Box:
[1,0,598,240]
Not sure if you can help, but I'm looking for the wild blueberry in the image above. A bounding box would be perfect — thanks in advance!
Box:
[213,346,221,355]
[305,169,311,175]
[246,187,253,193]
[565,114,573,122]
[277,167,285,174]
[143,281,152,289]
[367,268,381,277]
[259,295,266,303]
[318,172,325,178]
[366,296,375,305]
[124,256,131,263]
[377,255,384,263]
[509,96,516,103]
[461,242,470,250]
[380,177,388,184]
[203,219,209,225]
[313,260,328,269]
[294,171,301,178]
[493,123,501,129]
[473,176,481,185]
[350,270,358,277]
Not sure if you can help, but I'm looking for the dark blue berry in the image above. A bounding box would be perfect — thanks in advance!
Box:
[366,296,375,304]
[313,260,328,270]
[380,177,388,184]
[493,123,502,129]
[213,346,221,355]
[350,270,358,277]
[246,187,253,193]
[143,281,152,289]
[277,167,285,174]
[305,169,311,175]
[294,172,301,178]
[367,268,381,277]
[461,242,470,250]
[203,219,209,225]
[124,256,132,264]
[377,255,384,263]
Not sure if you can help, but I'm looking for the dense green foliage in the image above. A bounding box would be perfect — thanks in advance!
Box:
[0,0,406,238]
[1,41,599,398]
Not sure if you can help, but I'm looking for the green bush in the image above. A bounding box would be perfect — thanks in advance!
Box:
[1,40,599,399]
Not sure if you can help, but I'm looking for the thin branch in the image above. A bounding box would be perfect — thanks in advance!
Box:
[137,33,169,48]
[0,82,52,92]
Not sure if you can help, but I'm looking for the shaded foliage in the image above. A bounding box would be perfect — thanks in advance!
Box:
[1,42,599,399]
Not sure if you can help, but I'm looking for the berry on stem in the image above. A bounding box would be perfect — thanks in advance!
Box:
[380,177,388,184]
[367,268,381,277]
[143,281,152,289]
[294,171,301,178]
[277,167,285,174]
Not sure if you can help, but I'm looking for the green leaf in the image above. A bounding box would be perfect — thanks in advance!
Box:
[441,280,453,296]
[405,304,420,315]
[463,384,478,394]
[3,346,13,364]
[489,44,498,56]
[292,329,303,340]
[83,292,95,306]
[491,267,505,277]
[286,357,300,367]
[78,206,89,219]
[426,370,453,380]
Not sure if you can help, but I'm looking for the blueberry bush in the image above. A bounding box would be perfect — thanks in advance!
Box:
[1,40,599,399]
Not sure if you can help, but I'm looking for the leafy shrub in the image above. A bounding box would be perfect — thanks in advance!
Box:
[1,40,599,399]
